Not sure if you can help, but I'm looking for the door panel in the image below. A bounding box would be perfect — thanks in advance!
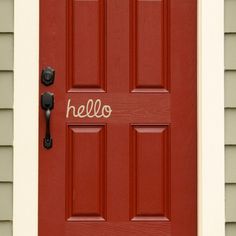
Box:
[39,0,197,235]
[131,0,168,91]
[130,125,170,221]
[67,125,106,221]
[70,0,106,91]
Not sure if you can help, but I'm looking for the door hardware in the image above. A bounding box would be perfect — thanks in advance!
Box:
[41,92,54,149]
[41,67,55,86]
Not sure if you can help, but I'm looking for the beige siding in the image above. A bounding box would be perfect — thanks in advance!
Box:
[0,0,13,32]
[226,223,236,236]
[225,35,236,69]
[225,0,236,33]
[0,222,12,236]
[0,1,14,234]
[0,34,13,70]
[225,71,236,108]
[0,72,13,108]
[0,147,13,182]
[0,183,13,221]
[226,185,236,222]
[225,0,236,233]
[225,109,236,144]
[0,110,13,145]
[226,146,236,183]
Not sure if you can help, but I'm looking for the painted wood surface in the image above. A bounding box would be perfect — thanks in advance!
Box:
[39,0,197,235]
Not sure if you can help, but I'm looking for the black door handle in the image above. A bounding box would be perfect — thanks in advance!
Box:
[41,92,54,149]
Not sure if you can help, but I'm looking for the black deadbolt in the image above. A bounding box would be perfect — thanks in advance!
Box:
[41,67,55,86]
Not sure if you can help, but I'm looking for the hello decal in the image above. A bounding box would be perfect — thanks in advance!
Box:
[66,99,112,118]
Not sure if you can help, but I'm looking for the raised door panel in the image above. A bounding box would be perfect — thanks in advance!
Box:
[131,0,168,92]
[68,0,106,91]
[66,125,106,221]
[130,125,170,221]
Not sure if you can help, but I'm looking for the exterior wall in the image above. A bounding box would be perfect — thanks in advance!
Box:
[0,0,14,235]
[225,0,236,235]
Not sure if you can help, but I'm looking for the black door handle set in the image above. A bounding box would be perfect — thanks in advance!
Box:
[41,67,55,149]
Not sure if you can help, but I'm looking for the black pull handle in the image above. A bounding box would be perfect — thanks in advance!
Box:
[44,109,52,149]
[41,92,54,149]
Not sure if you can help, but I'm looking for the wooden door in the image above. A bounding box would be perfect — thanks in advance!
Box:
[39,0,197,235]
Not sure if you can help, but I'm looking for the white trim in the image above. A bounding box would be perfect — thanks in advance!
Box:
[13,0,39,236]
[13,0,225,235]
[198,0,225,235]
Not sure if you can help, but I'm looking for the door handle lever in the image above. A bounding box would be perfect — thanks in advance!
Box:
[41,92,54,149]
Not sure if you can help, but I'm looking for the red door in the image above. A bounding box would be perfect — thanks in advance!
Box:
[39,0,197,235]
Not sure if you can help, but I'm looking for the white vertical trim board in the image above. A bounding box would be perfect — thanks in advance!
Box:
[13,0,39,236]
[13,0,225,236]
[198,0,225,236]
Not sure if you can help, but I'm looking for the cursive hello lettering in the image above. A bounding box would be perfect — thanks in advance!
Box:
[66,99,112,118]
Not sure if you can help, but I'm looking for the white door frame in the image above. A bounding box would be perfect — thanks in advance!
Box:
[13,0,225,235]
[198,0,225,235]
